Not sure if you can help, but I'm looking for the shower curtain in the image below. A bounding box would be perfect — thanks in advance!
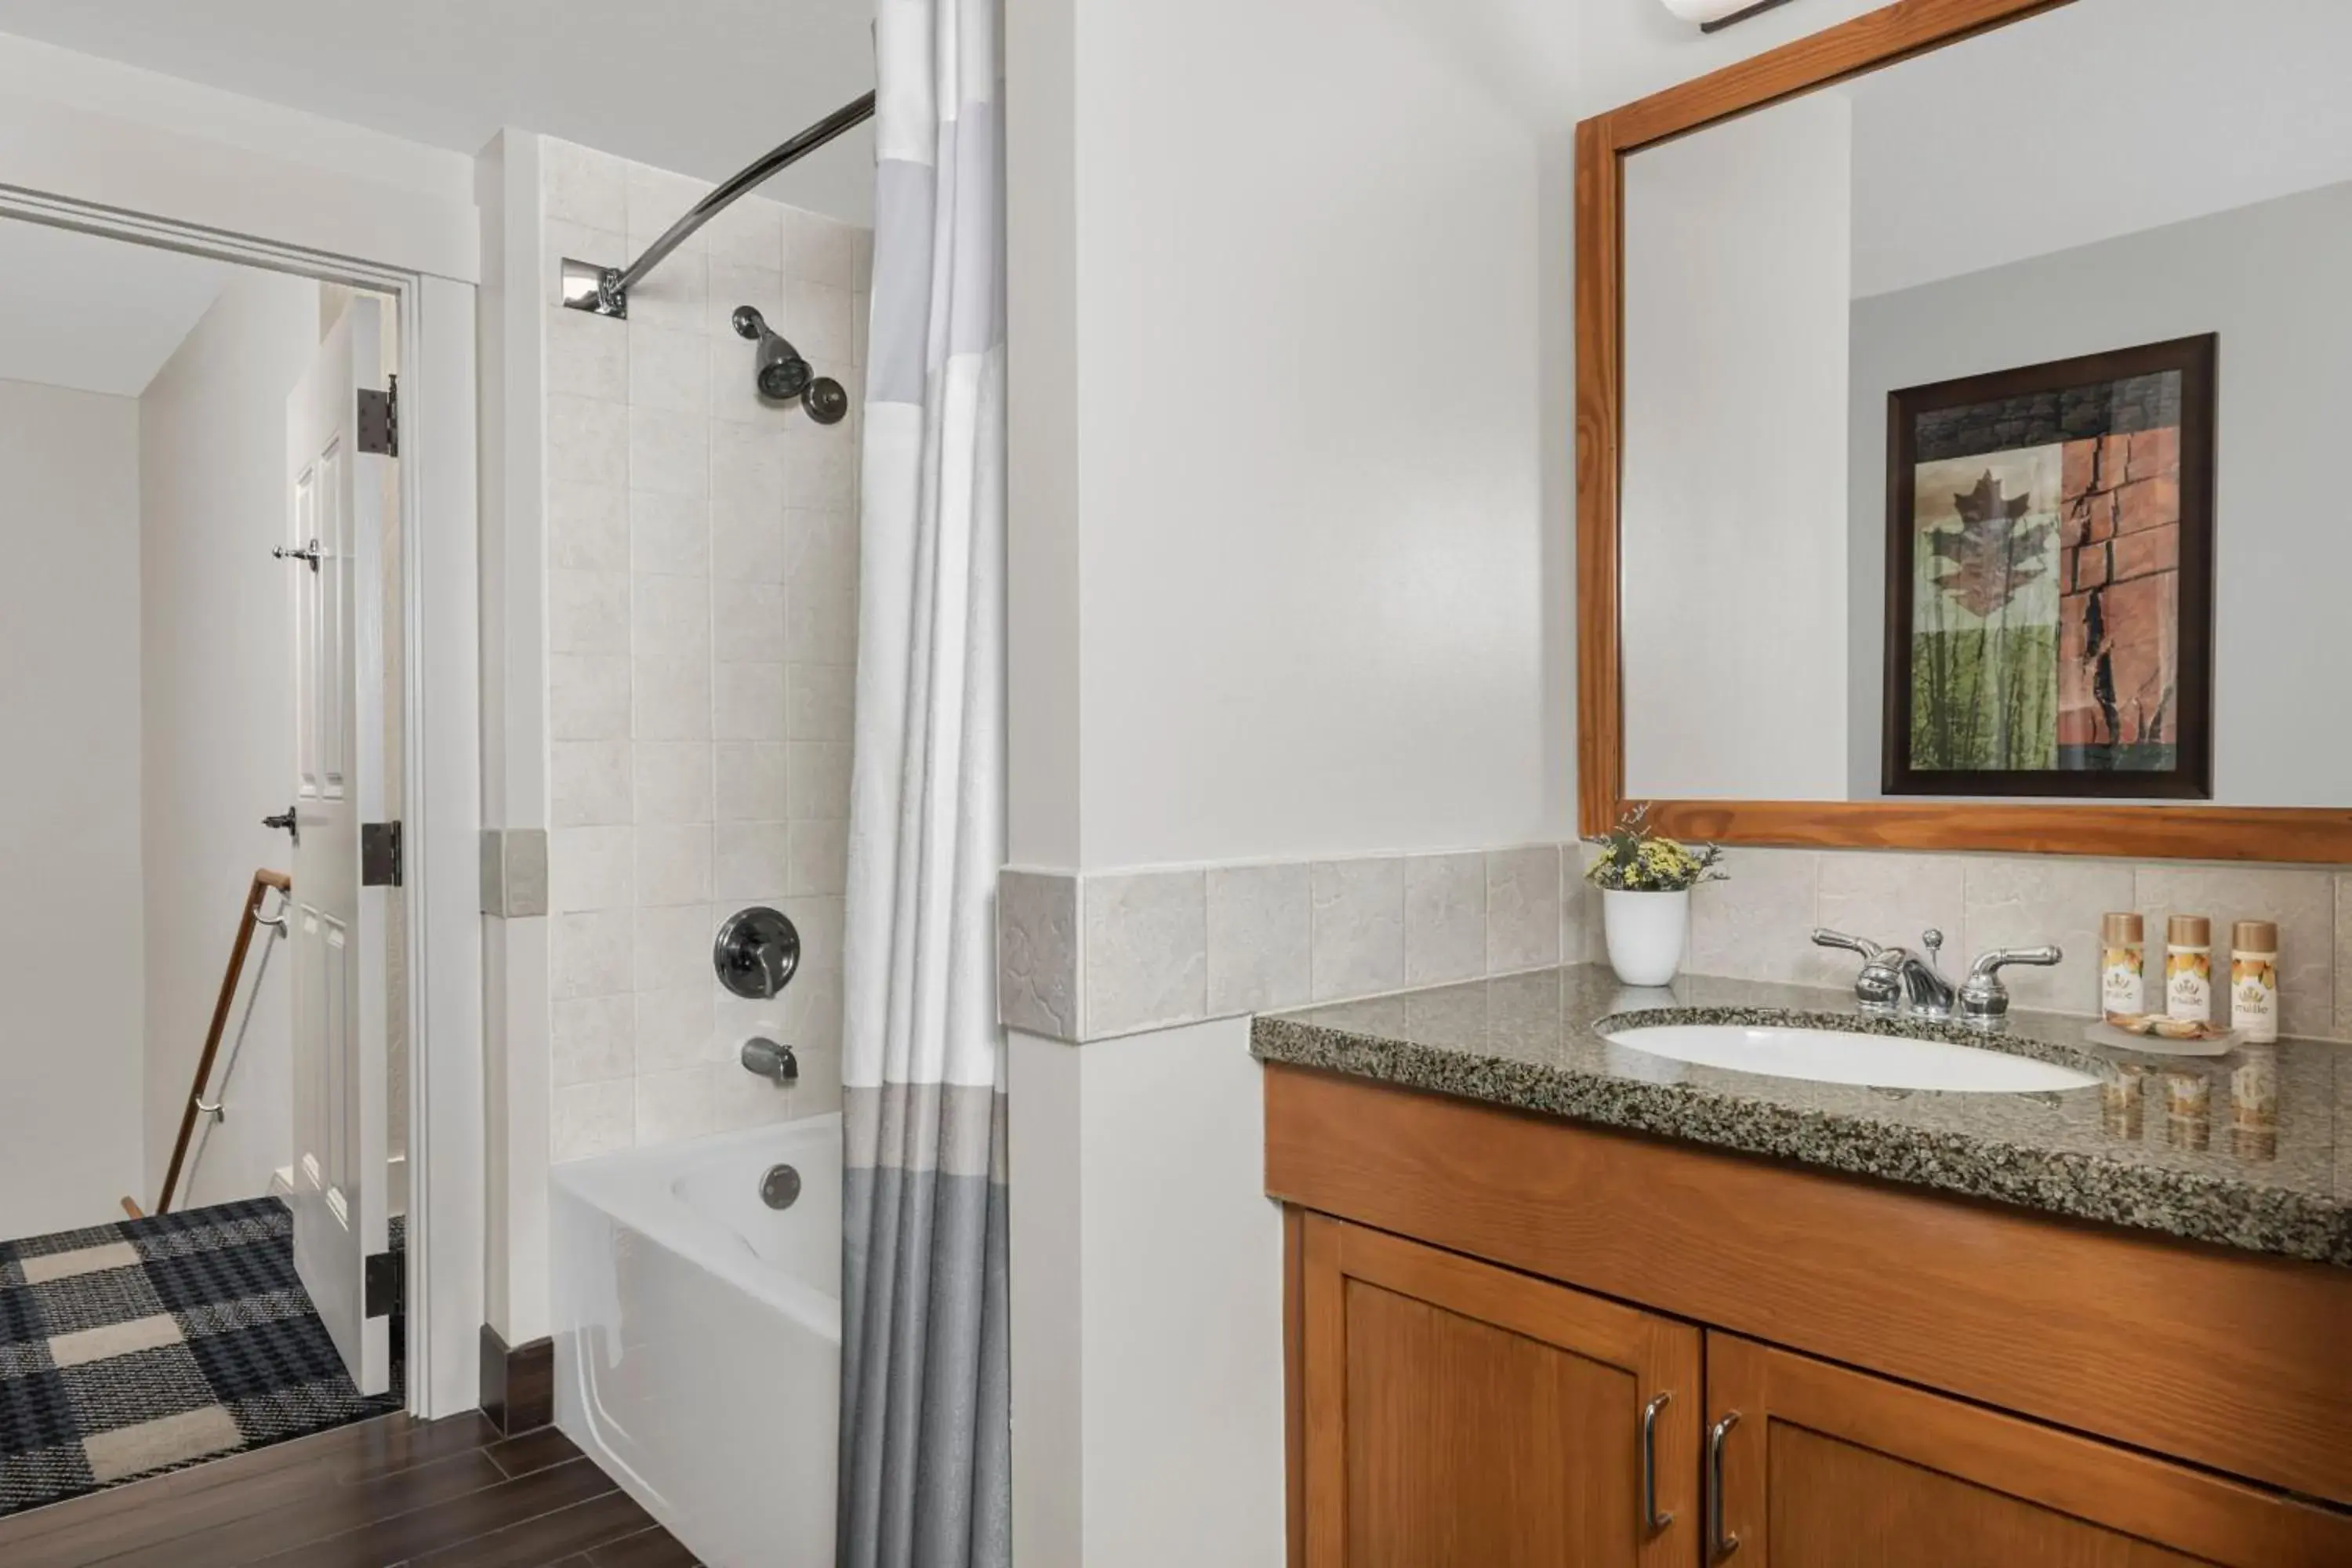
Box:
[838,0,1009,1563]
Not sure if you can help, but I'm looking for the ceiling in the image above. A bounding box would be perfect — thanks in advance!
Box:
[0,0,878,223]
[0,220,236,397]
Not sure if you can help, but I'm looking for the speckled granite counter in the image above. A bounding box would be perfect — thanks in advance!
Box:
[1250,964,2352,1268]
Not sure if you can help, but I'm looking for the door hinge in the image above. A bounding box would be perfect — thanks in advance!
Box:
[358,374,398,457]
[361,821,404,887]
[364,1247,404,1319]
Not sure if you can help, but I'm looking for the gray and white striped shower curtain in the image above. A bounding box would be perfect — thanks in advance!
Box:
[838,0,1009,1563]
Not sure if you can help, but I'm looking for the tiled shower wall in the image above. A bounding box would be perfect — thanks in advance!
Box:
[537,138,872,1158]
[1004,846,2352,1044]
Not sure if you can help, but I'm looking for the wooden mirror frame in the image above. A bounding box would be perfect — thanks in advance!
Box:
[1574,0,2352,863]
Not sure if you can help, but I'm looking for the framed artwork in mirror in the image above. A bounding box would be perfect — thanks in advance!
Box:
[1882,334,2216,798]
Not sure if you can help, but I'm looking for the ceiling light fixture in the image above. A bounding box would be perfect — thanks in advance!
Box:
[1661,0,1798,33]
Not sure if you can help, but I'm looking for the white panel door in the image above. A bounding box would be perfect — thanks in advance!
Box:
[289,295,393,1396]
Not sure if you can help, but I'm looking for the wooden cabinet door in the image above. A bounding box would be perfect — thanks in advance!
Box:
[1298,1213,1701,1568]
[1705,1333,2352,1567]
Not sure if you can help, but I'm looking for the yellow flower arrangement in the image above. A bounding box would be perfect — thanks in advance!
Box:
[1583,804,1726,893]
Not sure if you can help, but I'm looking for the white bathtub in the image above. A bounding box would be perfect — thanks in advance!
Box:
[552,1116,842,1568]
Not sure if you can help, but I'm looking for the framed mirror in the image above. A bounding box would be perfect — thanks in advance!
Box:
[1577,0,2352,861]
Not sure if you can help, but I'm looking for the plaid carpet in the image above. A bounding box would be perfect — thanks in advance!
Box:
[0,1196,401,1519]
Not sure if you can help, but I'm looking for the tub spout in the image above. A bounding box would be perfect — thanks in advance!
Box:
[740,1036,799,1086]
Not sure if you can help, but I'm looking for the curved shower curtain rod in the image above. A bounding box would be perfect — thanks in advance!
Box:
[559,90,877,321]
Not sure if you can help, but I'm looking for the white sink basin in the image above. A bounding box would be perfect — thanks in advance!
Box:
[1601,1022,2098,1094]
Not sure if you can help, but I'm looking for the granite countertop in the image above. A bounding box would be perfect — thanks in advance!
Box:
[1250,964,2352,1268]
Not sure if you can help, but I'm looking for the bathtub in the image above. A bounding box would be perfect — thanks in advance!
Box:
[552,1116,841,1568]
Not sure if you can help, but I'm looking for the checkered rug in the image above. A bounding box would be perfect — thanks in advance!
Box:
[0,1196,401,1519]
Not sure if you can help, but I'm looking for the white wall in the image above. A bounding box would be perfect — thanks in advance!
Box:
[1623,89,1852,800]
[1846,178,2352,807]
[137,268,320,1210]
[1007,1021,1286,1568]
[0,377,146,1236]
[0,31,477,285]
[1069,2,1561,869]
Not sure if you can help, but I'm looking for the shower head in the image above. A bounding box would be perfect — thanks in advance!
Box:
[731,305,848,423]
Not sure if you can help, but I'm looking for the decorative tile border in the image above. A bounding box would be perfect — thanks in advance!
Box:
[480,829,550,918]
[1000,846,2352,1045]
[998,845,1588,1043]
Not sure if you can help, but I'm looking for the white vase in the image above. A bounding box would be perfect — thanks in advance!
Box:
[1601,887,1690,988]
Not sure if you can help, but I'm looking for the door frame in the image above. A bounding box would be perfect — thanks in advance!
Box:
[0,183,485,1421]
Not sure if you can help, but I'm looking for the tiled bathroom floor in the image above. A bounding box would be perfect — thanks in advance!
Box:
[0,1407,695,1566]
[0,1196,399,1519]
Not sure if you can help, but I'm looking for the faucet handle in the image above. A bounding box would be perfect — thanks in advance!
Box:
[1814,929,1903,1013]
[1811,927,1883,960]
[1921,928,1945,971]
[1968,944,2061,980]
[713,906,802,1000]
[1957,945,2063,1031]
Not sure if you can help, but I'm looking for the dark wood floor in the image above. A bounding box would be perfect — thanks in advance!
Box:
[0,1410,699,1566]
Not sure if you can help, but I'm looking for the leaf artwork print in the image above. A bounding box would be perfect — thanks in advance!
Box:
[1928,470,2057,619]
[1888,347,2201,793]
[1909,448,2063,771]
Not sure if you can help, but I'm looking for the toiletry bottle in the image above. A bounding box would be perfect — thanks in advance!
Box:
[2100,913,2145,1019]
[2230,920,2279,1043]
[2165,916,2212,1024]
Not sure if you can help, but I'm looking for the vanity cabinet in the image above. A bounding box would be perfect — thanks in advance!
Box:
[1298,1214,1700,1566]
[1271,1067,2352,1568]
[1704,1334,2349,1566]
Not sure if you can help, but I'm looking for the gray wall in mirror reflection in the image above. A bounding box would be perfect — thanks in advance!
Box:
[1849,178,2352,806]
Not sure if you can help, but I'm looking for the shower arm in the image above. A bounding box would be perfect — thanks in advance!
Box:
[560,90,877,320]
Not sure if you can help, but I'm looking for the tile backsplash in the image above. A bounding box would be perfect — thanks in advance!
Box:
[1003,844,2352,1045]
[538,136,873,1160]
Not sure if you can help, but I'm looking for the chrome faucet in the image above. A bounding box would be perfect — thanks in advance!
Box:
[1813,927,1952,1016]
[1813,927,2060,1031]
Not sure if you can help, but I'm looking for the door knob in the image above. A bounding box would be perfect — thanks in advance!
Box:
[263,806,299,846]
[273,539,322,571]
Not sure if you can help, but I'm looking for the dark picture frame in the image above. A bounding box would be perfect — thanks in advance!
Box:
[1882,334,2217,799]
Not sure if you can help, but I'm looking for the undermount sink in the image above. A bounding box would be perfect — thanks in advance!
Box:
[1601,1022,2099,1094]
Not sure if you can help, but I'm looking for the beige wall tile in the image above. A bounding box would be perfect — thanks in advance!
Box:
[552,1079,635,1161]
[1084,871,1208,1036]
[1312,858,1404,1003]
[1817,851,1966,975]
[551,995,633,1088]
[1562,844,1602,965]
[548,826,633,914]
[1403,853,1486,987]
[1961,856,2135,1017]
[1686,848,1830,987]
[999,870,1079,1039]
[1207,863,1312,1017]
[551,909,632,1001]
[1486,846,1562,975]
[635,1065,716,1145]
[630,490,708,577]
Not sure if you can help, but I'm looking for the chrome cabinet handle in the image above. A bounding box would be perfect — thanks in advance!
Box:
[1708,1411,1740,1560]
[1639,1392,1673,1535]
